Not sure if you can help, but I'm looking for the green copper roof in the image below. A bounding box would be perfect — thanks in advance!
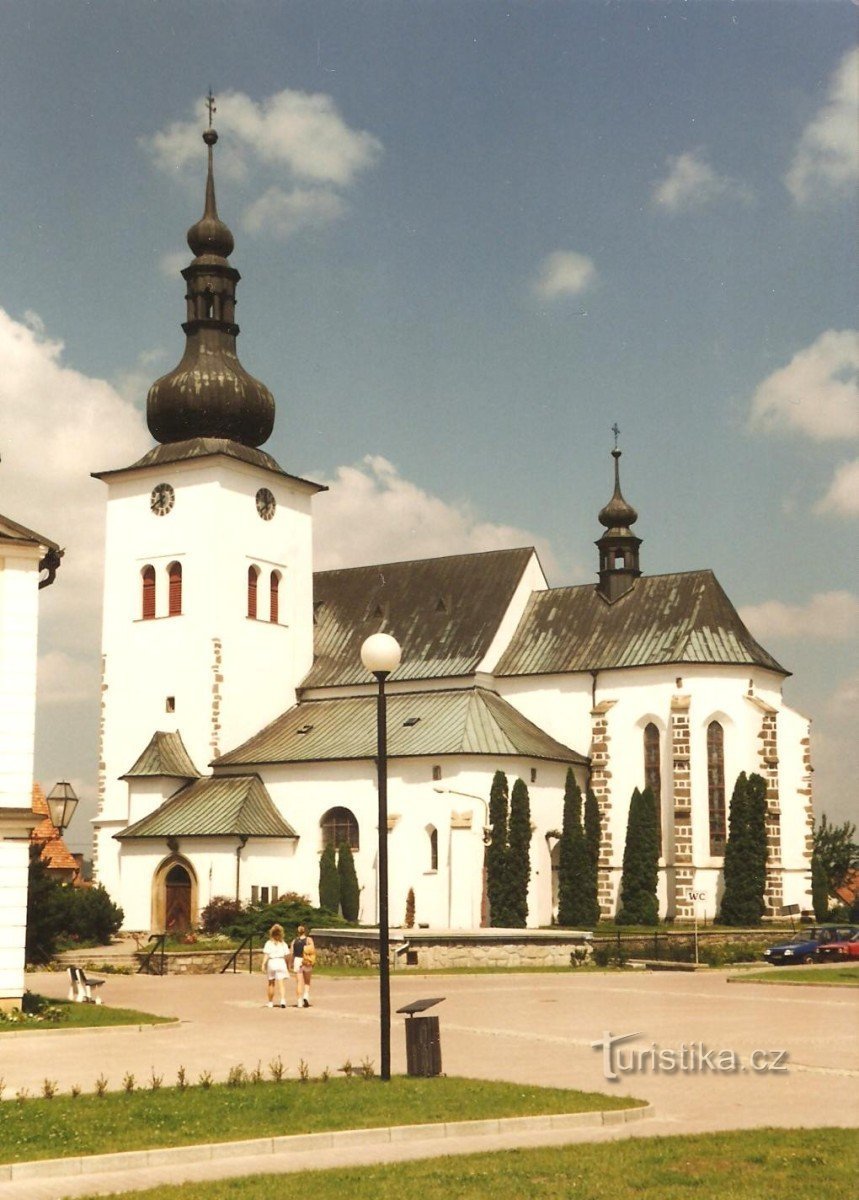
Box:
[217,687,586,767]
[496,570,787,677]
[118,774,296,839]
[304,547,538,688]
[122,731,201,780]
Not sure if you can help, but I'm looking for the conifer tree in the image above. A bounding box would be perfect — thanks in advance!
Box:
[404,887,416,928]
[583,788,602,924]
[615,786,659,925]
[318,843,340,915]
[337,843,360,922]
[718,772,768,926]
[508,778,532,927]
[486,770,510,926]
[557,770,592,926]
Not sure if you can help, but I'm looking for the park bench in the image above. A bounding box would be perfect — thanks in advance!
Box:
[67,965,106,1003]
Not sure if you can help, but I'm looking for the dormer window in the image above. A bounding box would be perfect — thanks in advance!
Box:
[403,717,420,728]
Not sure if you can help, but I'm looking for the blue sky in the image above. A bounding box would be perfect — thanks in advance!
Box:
[0,1,855,850]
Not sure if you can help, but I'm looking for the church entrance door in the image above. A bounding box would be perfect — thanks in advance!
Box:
[164,864,192,931]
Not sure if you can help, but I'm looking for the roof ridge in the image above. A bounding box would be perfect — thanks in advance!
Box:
[313,545,535,580]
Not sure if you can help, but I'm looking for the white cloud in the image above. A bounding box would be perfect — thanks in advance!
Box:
[786,48,859,206]
[0,306,150,693]
[144,90,382,186]
[816,457,859,517]
[159,250,189,279]
[652,150,753,212]
[739,591,859,642]
[242,186,346,240]
[313,455,559,576]
[532,251,597,301]
[749,330,859,441]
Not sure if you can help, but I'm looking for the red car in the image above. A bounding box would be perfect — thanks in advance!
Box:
[817,931,859,962]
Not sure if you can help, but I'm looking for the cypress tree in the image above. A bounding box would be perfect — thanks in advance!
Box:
[486,770,510,926]
[557,770,593,926]
[337,843,360,922]
[318,843,340,915]
[508,778,532,927]
[583,788,602,925]
[719,772,768,926]
[616,786,659,925]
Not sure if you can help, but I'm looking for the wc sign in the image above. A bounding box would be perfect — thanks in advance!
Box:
[688,890,707,963]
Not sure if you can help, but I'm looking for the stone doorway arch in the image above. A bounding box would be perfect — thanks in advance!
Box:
[152,855,198,933]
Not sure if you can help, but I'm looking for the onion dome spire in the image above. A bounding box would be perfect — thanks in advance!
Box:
[595,428,642,602]
[146,93,275,448]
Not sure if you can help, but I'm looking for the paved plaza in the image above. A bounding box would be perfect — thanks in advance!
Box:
[1,966,856,1197]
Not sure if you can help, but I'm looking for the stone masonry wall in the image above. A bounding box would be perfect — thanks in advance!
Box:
[590,699,617,917]
[671,694,694,920]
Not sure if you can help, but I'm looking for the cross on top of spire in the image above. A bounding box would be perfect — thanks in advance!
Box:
[612,422,621,450]
[205,89,217,128]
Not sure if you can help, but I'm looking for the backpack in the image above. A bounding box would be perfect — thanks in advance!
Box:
[303,941,317,967]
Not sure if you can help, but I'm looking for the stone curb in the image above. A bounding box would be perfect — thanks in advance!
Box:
[0,1105,653,1182]
[0,1019,182,1039]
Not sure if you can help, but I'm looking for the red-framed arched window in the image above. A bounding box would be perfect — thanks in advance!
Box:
[270,571,280,624]
[141,565,156,620]
[247,565,259,619]
[167,562,182,616]
[644,722,662,853]
[707,721,726,855]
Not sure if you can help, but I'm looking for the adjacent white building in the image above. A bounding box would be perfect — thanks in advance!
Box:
[92,123,813,932]
[0,513,61,1009]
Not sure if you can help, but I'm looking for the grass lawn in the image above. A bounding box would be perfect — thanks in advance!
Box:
[77,1127,857,1200]
[0,996,173,1033]
[730,965,859,987]
[0,1077,640,1164]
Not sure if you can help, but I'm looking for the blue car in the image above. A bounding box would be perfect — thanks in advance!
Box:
[763,924,859,965]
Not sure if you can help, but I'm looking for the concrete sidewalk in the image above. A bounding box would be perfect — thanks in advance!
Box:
[1,966,855,1198]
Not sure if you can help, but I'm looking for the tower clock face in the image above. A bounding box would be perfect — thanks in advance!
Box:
[255,488,276,520]
[150,483,175,516]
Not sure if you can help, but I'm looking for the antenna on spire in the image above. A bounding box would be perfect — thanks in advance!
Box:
[205,89,217,127]
[611,422,621,450]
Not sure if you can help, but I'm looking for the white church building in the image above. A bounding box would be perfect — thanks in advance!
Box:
[92,122,813,932]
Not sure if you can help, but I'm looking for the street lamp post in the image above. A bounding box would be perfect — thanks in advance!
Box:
[360,632,402,1082]
[46,781,79,835]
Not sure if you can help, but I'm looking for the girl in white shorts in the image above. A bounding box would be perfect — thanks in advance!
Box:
[262,923,289,1008]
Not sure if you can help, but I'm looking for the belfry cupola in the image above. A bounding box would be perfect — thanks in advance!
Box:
[146,101,275,448]
[596,443,642,602]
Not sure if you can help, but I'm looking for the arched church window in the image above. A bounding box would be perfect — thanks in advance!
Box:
[167,562,182,616]
[321,807,359,851]
[428,826,438,872]
[644,723,662,852]
[270,571,280,624]
[247,565,259,619]
[142,565,156,620]
[707,721,726,855]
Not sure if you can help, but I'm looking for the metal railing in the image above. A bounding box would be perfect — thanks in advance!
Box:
[220,932,258,974]
[137,932,168,975]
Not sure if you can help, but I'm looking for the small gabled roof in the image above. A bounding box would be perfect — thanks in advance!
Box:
[122,731,201,781]
[496,570,787,677]
[0,512,59,551]
[92,437,326,493]
[217,686,587,767]
[117,774,296,840]
[304,547,538,688]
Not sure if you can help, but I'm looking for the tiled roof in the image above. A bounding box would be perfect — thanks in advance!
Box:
[122,731,201,780]
[496,570,786,676]
[30,783,79,872]
[304,547,537,688]
[118,775,296,840]
[217,687,587,766]
[92,438,326,492]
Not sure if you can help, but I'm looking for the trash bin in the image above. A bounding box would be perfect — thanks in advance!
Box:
[396,997,445,1077]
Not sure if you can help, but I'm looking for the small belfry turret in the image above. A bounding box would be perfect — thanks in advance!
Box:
[147,94,275,447]
[596,432,641,602]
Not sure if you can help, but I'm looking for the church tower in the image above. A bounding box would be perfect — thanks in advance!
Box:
[92,103,324,890]
[595,445,641,602]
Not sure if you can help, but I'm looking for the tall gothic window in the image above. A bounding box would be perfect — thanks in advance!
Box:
[167,562,182,616]
[141,565,156,620]
[270,571,280,624]
[644,722,662,853]
[247,565,259,619]
[321,807,359,851]
[707,721,726,855]
[428,826,438,872]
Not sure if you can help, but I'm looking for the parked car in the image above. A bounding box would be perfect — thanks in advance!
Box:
[816,931,859,962]
[762,925,859,965]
